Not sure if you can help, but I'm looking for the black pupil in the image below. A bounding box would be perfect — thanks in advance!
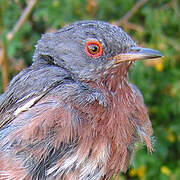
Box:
[89,44,98,53]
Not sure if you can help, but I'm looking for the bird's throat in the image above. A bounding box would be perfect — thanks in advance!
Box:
[100,61,132,92]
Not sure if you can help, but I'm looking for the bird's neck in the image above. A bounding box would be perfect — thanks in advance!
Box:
[90,62,131,93]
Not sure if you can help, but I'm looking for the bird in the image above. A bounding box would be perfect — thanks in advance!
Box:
[0,20,163,180]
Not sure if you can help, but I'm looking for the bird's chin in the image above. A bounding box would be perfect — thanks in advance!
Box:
[105,60,133,74]
[97,60,133,83]
[112,60,133,67]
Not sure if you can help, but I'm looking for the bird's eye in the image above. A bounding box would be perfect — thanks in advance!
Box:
[85,41,103,58]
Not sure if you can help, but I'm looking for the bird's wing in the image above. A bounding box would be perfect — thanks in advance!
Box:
[0,94,77,179]
[0,62,71,130]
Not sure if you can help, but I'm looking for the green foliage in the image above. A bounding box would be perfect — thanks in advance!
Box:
[0,0,179,179]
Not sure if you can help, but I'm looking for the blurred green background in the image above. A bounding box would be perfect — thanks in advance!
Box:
[0,0,179,179]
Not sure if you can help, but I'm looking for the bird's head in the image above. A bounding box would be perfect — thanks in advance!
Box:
[33,20,162,82]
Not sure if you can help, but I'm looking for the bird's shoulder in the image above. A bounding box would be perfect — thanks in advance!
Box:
[0,62,73,129]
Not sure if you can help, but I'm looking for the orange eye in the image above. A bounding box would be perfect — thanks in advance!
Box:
[85,41,103,58]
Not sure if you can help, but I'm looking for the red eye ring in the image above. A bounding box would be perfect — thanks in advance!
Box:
[85,41,103,58]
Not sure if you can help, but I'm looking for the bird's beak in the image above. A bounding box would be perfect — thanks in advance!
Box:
[109,47,163,63]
